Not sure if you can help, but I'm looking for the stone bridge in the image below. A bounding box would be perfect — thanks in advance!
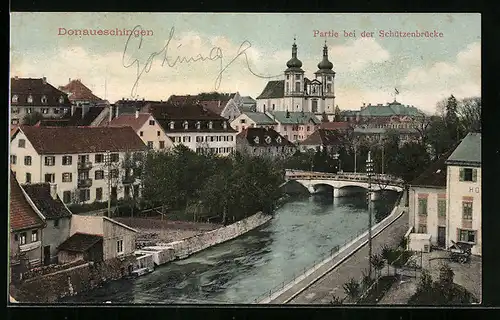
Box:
[283,169,404,200]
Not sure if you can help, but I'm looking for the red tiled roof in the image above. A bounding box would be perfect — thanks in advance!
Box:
[9,171,45,232]
[58,79,101,101]
[22,183,72,220]
[319,122,352,130]
[10,125,19,138]
[105,114,151,132]
[19,126,147,154]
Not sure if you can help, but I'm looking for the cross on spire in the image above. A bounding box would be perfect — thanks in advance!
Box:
[293,35,296,42]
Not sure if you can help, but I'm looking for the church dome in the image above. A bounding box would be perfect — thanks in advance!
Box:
[286,42,303,69]
[317,43,333,70]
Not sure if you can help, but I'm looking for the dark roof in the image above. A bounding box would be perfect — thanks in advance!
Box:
[58,79,101,101]
[301,129,343,146]
[9,171,45,232]
[58,233,103,252]
[11,77,71,107]
[410,148,455,188]
[319,122,352,130]
[145,103,226,120]
[446,133,481,166]
[243,112,277,125]
[166,95,200,106]
[359,101,424,117]
[256,80,285,99]
[269,111,319,125]
[237,127,294,147]
[199,100,225,115]
[21,183,72,220]
[59,106,106,126]
[18,126,147,154]
[159,119,236,133]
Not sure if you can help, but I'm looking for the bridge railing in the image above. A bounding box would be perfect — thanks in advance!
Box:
[252,228,367,304]
[285,170,404,185]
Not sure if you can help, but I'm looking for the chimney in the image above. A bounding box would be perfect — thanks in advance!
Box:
[108,105,113,122]
[71,104,76,116]
[49,183,57,200]
[42,77,47,84]
[69,78,71,83]
[135,109,139,119]
[14,76,19,80]
[115,105,119,118]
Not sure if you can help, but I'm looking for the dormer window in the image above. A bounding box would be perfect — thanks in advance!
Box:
[196,121,201,129]
[59,96,64,104]
[183,121,189,130]
[265,136,272,144]
[254,136,259,144]
[27,95,33,103]
[41,95,47,104]
[169,121,175,130]
[12,95,18,103]
[208,121,213,129]
[276,137,282,144]
[223,122,228,130]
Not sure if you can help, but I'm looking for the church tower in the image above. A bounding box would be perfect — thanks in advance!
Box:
[314,41,336,115]
[284,38,305,112]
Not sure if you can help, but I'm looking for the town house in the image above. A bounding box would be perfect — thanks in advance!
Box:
[57,215,137,265]
[236,127,296,158]
[9,171,46,282]
[299,128,343,153]
[102,110,174,151]
[10,77,72,125]
[22,183,73,265]
[10,126,147,205]
[230,112,277,133]
[445,133,481,256]
[266,111,319,143]
[58,78,102,107]
[145,103,237,156]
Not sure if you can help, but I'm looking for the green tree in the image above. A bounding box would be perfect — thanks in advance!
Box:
[457,97,481,133]
[343,278,361,303]
[392,142,431,183]
[334,105,341,122]
[444,95,460,143]
[22,111,44,126]
[370,253,385,279]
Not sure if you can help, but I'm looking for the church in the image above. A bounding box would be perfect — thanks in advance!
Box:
[256,40,336,121]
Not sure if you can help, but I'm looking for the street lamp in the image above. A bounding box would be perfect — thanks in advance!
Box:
[366,150,374,278]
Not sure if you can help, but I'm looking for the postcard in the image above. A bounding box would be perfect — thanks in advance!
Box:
[9,12,481,306]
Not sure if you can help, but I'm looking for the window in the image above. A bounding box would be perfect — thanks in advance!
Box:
[62,155,72,165]
[62,172,72,182]
[24,156,32,166]
[286,75,290,80]
[117,239,124,254]
[31,230,38,242]
[459,168,477,182]
[95,154,104,163]
[295,74,301,80]
[53,108,59,114]
[208,121,213,129]
[159,141,165,149]
[63,191,71,204]
[139,131,144,137]
[240,119,246,124]
[41,108,49,114]
[54,219,59,227]
[327,76,332,81]
[10,155,17,164]
[110,169,119,179]
[195,121,201,129]
[19,232,27,245]
[11,119,19,125]
[95,170,104,180]
[12,95,18,103]
[110,153,119,162]
[462,201,473,220]
[18,139,26,148]
[417,224,427,233]
[149,120,155,125]
[27,108,32,114]
[59,96,64,104]
[169,121,175,129]
[183,121,189,129]
[157,131,161,137]
[458,229,476,243]
[438,199,446,217]
[295,82,301,92]
[79,189,90,202]
[286,83,289,93]
[311,100,318,113]
[79,155,89,163]
[96,188,103,201]
[27,95,33,103]
[45,156,55,166]
[44,173,55,183]
[327,84,332,92]
[147,141,154,149]
[418,197,428,215]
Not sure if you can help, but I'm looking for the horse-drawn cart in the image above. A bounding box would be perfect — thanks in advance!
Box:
[449,240,472,264]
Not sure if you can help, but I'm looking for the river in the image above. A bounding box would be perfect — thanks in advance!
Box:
[60,192,399,304]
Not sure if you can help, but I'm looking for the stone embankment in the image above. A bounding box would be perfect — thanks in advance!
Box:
[139,212,273,266]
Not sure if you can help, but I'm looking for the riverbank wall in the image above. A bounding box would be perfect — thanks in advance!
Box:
[142,212,273,266]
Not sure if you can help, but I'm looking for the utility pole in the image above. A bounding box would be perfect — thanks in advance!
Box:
[106,150,111,218]
[381,142,385,175]
[354,144,357,173]
[366,150,374,278]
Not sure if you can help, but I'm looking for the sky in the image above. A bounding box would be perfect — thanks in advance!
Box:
[10,13,480,113]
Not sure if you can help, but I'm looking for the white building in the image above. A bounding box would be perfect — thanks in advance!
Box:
[10,126,148,205]
[145,103,237,156]
[445,133,481,256]
[220,92,257,121]
[230,112,277,133]
[256,41,336,121]
[103,110,174,151]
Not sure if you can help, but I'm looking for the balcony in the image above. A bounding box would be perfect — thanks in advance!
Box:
[19,241,41,253]
[122,175,135,184]
[77,161,93,170]
[77,178,93,188]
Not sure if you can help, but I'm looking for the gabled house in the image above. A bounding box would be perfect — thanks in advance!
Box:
[236,127,295,158]
[230,112,277,133]
[299,128,343,153]
[9,171,46,282]
[10,77,72,125]
[21,183,73,265]
[266,111,319,143]
[58,78,102,107]
[10,126,148,204]
[58,215,137,264]
[220,93,257,121]
[102,111,174,151]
